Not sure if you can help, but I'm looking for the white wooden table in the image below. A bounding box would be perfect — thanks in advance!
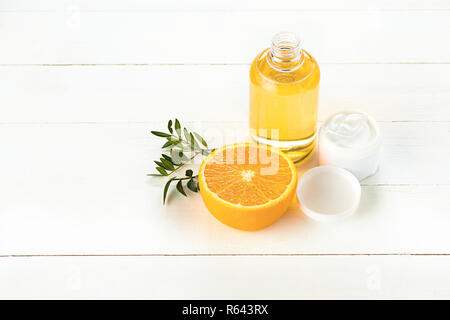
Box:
[1,0,450,299]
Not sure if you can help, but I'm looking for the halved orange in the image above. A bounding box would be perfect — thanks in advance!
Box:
[199,143,298,230]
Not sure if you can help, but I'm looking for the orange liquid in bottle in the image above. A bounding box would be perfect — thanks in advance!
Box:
[250,32,320,164]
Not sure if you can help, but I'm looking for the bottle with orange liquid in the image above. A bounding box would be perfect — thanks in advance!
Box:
[250,32,320,164]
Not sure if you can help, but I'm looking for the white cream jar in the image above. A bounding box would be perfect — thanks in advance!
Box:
[318,111,382,181]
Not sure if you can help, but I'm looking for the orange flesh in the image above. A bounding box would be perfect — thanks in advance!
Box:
[203,145,293,206]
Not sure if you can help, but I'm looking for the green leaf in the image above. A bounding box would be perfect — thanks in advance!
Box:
[156,167,168,176]
[187,179,198,192]
[154,160,165,168]
[162,141,173,149]
[147,118,212,204]
[174,119,181,137]
[151,131,171,138]
[193,132,208,147]
[190,133,200,149]
[161,158,175,171]
[161,154,173,163]
[168,138,182,148]
[183,127,191,142]
[163,178,175,204]
[176,180,187,197]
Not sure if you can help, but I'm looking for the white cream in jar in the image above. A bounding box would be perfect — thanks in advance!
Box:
[318,111,382,181]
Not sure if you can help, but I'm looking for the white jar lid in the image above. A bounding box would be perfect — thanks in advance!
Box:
[297,166,361,222]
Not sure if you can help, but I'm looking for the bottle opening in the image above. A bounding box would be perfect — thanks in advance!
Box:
[270,32,301,60]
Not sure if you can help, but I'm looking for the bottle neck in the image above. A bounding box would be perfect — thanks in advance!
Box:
[267,32,304,72]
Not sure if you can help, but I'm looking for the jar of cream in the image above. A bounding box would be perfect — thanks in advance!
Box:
[318,111,382,181]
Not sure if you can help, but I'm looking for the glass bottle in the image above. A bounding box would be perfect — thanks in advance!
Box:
[250,32,320,164]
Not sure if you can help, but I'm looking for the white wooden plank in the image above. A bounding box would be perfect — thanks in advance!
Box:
[0,64,448,123]
[0,11,448,64]
[2,255,450,299]
[0,122,449,255]
[2,0,449,12]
